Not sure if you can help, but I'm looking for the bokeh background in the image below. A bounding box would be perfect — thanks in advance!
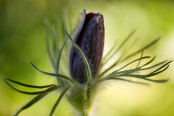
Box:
[0,0,174,116]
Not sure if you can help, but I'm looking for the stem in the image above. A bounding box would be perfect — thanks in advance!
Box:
[69,91,95,116]
[76,106,90,116]
[82,111,89,116]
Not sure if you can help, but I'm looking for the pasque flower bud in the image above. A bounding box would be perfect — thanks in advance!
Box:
[70,10,104,83]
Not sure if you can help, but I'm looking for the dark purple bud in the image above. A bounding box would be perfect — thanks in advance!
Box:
[70,9,104,83]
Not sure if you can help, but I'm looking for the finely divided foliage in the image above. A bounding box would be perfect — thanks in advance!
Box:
[4,10,172,116]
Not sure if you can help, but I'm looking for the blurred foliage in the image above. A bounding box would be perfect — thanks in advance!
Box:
[0,0,174,116]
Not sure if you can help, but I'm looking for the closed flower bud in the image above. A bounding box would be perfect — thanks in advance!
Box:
[70,9,104,83]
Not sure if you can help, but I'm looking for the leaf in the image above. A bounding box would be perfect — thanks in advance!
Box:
[118,64,169,83]
[102,59,171,84]
[50,87,69,116]
[122,37,160,62]
[107,77,149,86]
[45,19,56,69]
[4,78,62,95]
[55,38,68,86]
[14,86,60,116]
[112,56,151,73]
[136,50,144,68]
[110,59,170,76]
[148,60,172,74]
[56,38,67,73]
[140,56,156,68]
[124,74,168,83]
[4,78,56,89]
[142,78,168,83]
[141,60,168,70]
[30,63,80,89]
[100,37,160,77]
[99,37,139,77]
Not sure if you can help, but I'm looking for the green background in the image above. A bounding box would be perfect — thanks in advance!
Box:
[0,0,174,116]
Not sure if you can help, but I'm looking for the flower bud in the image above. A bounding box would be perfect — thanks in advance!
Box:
[70,9,104,83]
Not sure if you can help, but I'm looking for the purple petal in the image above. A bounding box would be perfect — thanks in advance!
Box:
[70,10,104,83]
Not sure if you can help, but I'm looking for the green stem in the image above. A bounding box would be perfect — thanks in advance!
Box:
[82,111,89,116]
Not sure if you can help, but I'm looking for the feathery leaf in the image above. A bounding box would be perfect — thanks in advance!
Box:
[30,63,80,89]
[122,37,160,62]
[50,87,69,116]
[106,77,149,86]
[4,78,56,89]
[112,56,151,73]
[99,37,139,77]
[14,86,60,116]
[45,19,56,69]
